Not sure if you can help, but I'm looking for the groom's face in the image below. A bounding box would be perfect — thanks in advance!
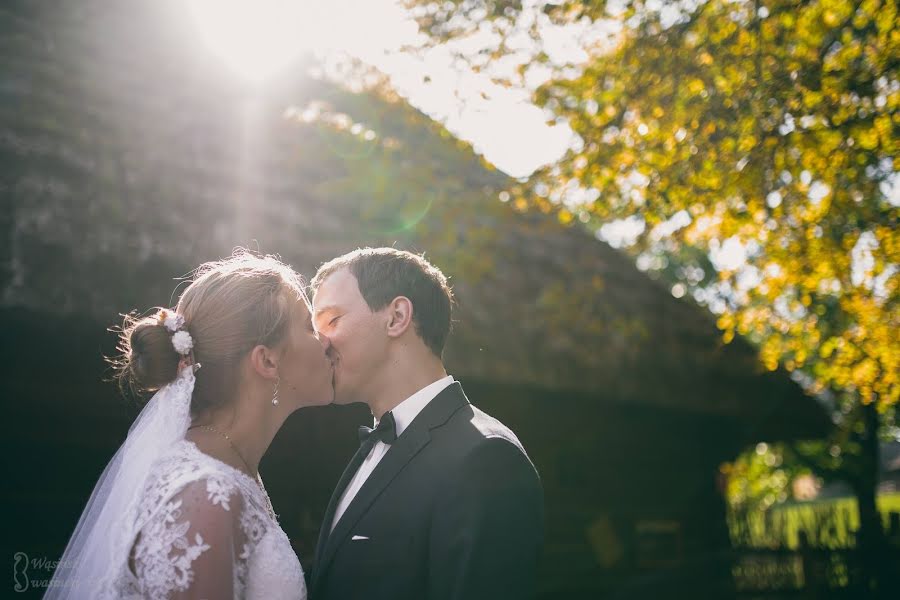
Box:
[313,268,389,406]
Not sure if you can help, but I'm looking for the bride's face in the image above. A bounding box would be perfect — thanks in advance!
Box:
[276,296,335,408]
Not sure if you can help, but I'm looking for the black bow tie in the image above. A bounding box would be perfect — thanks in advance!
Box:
[358,411,397,446]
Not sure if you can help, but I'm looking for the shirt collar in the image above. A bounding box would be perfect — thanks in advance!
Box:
[375,375,455,438]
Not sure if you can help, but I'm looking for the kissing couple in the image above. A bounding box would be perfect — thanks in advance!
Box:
[45,247,543,600]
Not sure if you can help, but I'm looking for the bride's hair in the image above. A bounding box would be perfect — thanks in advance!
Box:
[112,248,305,416]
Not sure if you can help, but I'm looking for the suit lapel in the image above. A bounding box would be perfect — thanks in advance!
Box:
[314,383,469,589]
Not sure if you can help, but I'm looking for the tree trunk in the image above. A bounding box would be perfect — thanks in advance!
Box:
[853,401,884,597]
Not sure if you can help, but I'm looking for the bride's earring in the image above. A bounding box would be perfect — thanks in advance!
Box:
[271,377,280,406]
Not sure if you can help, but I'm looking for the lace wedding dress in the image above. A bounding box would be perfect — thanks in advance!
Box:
[46,364,306,600]
[108,439,307,599]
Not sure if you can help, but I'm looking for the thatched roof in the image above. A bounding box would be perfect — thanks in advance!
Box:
[0,0,827,432]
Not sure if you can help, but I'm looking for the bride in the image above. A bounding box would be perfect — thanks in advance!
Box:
[45,250,334,599]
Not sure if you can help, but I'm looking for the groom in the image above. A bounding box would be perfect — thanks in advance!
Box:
[308,247,544,599]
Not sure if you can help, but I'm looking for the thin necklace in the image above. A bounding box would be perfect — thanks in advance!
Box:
[188,424,277,520]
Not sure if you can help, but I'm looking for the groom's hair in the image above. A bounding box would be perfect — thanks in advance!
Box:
[311,248,454,358]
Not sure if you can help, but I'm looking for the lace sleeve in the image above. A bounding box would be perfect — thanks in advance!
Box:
[130,475,248,599]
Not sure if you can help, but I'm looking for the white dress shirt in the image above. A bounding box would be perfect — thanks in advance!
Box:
[330,375,455,531]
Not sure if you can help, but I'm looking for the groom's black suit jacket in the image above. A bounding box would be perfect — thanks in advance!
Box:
[308,382,544,600]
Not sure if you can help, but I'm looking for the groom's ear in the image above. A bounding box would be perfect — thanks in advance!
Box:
[385,296,413,339]
[248,344,280,380]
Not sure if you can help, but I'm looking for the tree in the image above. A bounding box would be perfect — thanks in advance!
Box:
[403,0,899,592]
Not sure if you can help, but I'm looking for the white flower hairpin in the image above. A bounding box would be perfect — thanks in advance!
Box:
[163,312,185,333]
[156,309,194,356]
[171,330,194,355]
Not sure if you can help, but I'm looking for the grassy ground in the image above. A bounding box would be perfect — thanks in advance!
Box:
[729,492,900,549]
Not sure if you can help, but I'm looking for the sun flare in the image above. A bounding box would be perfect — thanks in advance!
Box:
[187,0,324,83]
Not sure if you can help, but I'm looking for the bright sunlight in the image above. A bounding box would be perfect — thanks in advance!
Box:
[184,0,575,177]
[186,0,326,83]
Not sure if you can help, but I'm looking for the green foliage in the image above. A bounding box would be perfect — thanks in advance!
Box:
[724,443,802,512]
[728,491,900,549]
[540,0,899,407]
